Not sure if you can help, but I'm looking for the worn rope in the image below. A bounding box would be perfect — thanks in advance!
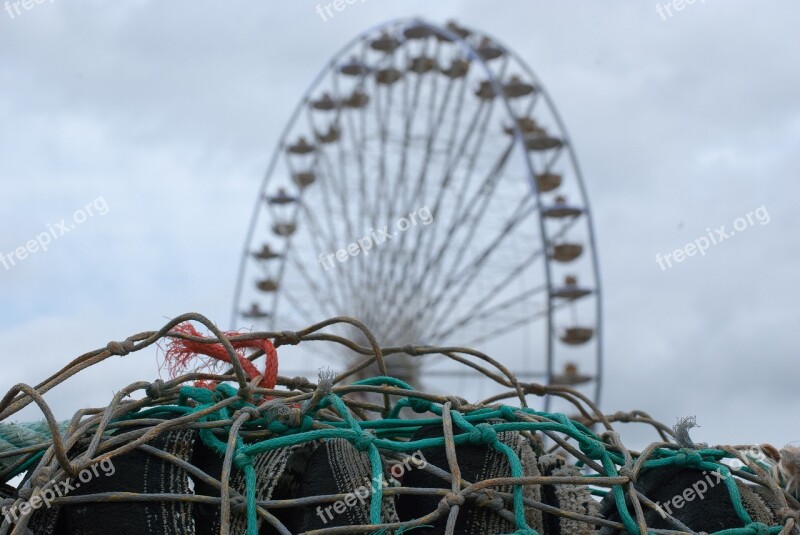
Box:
[0,314,797,535]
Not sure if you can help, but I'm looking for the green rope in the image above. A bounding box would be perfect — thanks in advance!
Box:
[0,420,70,479]
[1,378,792,535]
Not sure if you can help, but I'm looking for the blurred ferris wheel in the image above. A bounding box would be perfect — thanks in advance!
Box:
[231,18,603,411]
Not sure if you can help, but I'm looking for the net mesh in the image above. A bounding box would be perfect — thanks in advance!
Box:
[1,312,797,535]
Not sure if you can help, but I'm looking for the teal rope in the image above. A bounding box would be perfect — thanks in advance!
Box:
[0,420,70,451]
[0,420,70,478]
[2,378,792,535]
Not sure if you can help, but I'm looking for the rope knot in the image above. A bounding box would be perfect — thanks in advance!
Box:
[617,466,637,483]
[106,339,134,356]
[282,406,315,432]
[408,397,431,414]
[403,344,419,356]
[524,383,546,396]
[579,440,605,459]
[475,489,505,511]
[467,423,498,445]
[274,331,301,346]
[146,379,166,399]
[746,522,771,535]
[233,407,261,422]
[674,449,704,468]
[17,487,32,500]
[445,492,465,507]
[287,376,313,390]
[778,508,800,523]
[447,396,467,409]
[437,492,465,516]
[286,407,303,427]
[353,430,374,451]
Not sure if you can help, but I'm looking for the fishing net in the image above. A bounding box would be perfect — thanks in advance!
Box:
[1,312,798,535]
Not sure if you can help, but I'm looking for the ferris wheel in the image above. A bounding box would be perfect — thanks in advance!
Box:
[231,18,603,410]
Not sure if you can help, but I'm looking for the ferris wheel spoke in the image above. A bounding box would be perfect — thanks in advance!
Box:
[420,210,585,341]
[364,68,446,315]
[383,46,415,221]
[355,74,375,235]
[357,66,408,311]
[424,245,548,340]
[284,253,342,320]
[276,282,324,327]
[414,131,514,303]
[369,59,396,229]
[329,77,363,242]
[319,133,359,242]
[385,195,536,342]
[401,50,446,212]
[426,283,549,342]
[356,50,419,306]
[301,213,362,313]
[370,60,467,279]
[292,202,354,315]
[386,41,432,221]
[376,100,498,326]
[463,297,573,348]
[308,155,348,253]
[342,105,369,227]
[374,72,470,319]
[388,136,514,325]
[416,195,538,328]
[368,73,460,316]
[300,107,341,209]
[441,211,592,326]
[363,72,421,314]
[401,76,455,216]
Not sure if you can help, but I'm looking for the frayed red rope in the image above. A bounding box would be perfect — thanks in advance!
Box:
[164,323,278,390]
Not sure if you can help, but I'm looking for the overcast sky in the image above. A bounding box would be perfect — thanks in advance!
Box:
[1,1,798,452]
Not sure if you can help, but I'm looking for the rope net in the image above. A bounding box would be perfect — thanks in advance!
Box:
[0,312,797,535]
